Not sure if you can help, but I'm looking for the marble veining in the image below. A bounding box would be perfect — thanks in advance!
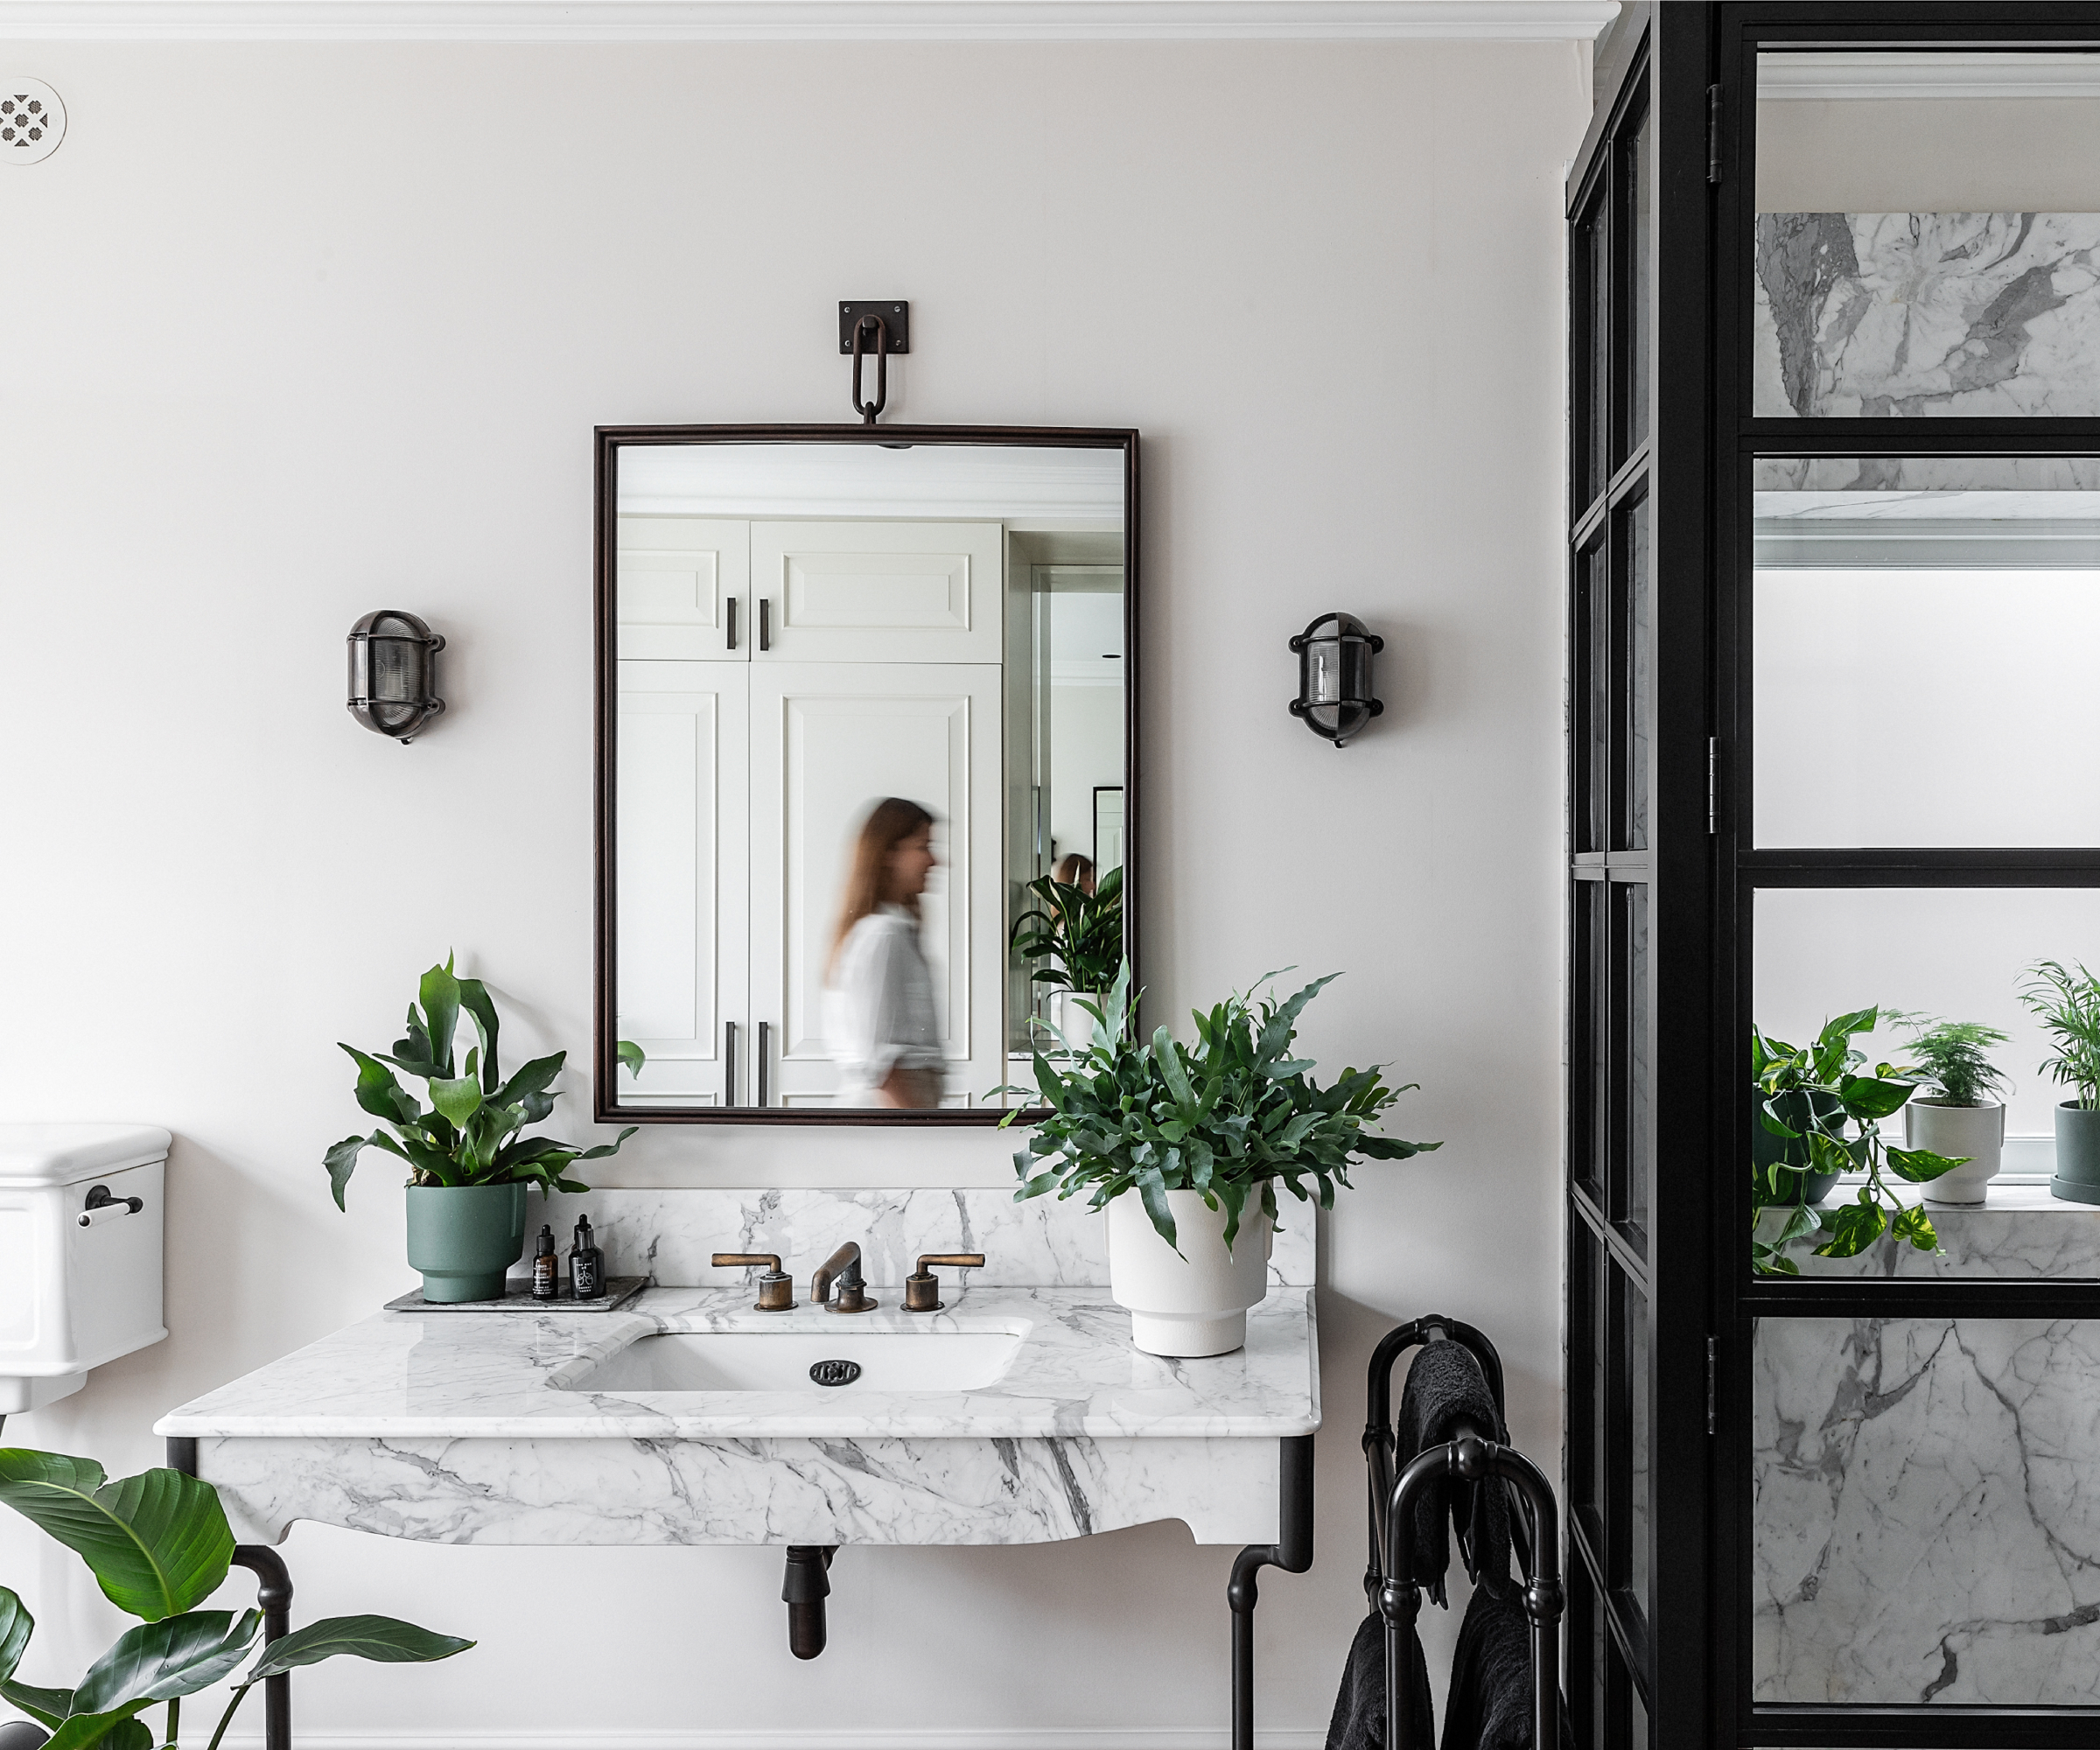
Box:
[1754,213,2100,418]
[1755,1317,2100,1704]
[529,1184,1314,1291]
[1756,1184,2100,1279]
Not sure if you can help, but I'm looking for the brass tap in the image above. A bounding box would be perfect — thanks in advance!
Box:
[713,1253,794,1312]
[811,1242,877,1313]
[902,1253,984,1312]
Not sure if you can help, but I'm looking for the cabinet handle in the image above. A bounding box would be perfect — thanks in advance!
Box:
[725,597,738,652]
[759,598,772,653]
[758,1020,771,1108]
[724,1020,738,1108]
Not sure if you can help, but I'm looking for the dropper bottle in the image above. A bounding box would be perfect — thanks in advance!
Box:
[530,1225,559,1300]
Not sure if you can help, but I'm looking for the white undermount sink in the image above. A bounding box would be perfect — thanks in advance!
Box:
[560,1329,1024,1394]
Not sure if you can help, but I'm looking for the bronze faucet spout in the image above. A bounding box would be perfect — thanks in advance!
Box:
[811,1242,877,1312]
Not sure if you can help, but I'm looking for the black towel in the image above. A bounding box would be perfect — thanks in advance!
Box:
[1326,1607,1436,1750]
[1395,1341,1512,1606]
[1440,1585,1575,1750]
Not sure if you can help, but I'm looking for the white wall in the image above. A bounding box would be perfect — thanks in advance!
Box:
[0,38,1586,1746]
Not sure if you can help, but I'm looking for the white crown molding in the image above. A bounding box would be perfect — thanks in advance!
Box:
[1760,50,2100,102]
[0,0,1619,44]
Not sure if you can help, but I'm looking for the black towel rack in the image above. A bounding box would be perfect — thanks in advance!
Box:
[1362,1314,1564,1750]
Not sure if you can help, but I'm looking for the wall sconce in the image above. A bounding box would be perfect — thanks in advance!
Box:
[1288,612,1384,747]
[346,611,445,742]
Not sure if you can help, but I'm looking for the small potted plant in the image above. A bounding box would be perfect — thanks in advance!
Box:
[326,956,640,1302]
[1898,1016,2012,1207]
[2020,959,2100,1205]
[1002,963,1437,1356]
[1010,864,1124,1051]
[1748,1006,1964,1276]
[0,1446,468,1746]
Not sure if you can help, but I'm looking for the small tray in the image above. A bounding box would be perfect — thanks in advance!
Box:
[385,1276,647,1315]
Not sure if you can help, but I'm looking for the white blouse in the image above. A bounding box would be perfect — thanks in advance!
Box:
[825,906,945,1104]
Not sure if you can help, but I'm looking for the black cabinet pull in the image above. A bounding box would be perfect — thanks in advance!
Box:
[725,596,738,651]
[759,598,772,652]
[724,1020,738,1108]
[758,1020,771,1108]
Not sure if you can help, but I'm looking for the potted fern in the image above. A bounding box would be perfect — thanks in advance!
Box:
[1899,1016,2011,1207]
[325,957,640,1302]
[2020,960,2100,1205]
[1002,964,1437,1356]
[0,1447,467,1746]
[1010,865,1124,1052]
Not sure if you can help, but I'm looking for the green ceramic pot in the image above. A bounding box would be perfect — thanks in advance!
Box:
[1751,1087,1845,1205]
[2052,1102,2100,1206]
[404,1182,528,1303]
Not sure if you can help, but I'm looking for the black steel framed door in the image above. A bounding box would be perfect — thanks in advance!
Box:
[1565,8,1720,1747]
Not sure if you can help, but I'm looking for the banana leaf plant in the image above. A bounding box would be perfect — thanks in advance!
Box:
[1749,1007,1965,1277]
[1010,865,1124,997]
[324,956,642,1209]
[0,1449,469,1749]
[998,962,1438,1251]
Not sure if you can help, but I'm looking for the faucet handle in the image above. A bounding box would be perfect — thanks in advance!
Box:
[903,1253,985,1312]
[713,1253,794,1312]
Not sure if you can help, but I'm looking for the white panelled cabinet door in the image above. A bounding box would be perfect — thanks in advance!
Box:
[750,521,1004,664]
[749,662,1004,1110]
[616,517,751,661]
[615,661,752,1107]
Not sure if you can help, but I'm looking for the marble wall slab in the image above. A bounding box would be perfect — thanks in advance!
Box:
[1755,1317,2100,1704]
[1756,1186,2100,1279]
[1754,213,2100,418]
[528,1186,1315,1290]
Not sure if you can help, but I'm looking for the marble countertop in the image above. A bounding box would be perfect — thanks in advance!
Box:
[155,1285,1320,1443]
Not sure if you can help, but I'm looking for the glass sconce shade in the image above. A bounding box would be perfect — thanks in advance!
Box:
[347,610,446,741]
[1288,612,1384,746]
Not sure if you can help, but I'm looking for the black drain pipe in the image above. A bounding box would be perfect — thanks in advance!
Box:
[782,1545,836,1658]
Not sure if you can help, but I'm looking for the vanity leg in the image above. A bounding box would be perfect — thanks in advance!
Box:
[1227,1435,1314,1750]
[165,1438,294,1750]
[782,1544,836,1660]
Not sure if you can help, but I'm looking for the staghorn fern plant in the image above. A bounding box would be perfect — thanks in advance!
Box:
[323,956,640,1209]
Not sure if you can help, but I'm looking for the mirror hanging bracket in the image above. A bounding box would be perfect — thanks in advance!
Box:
[840,301,909,424]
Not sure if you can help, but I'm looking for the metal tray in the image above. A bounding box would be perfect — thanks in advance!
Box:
[384,1275,647,1314]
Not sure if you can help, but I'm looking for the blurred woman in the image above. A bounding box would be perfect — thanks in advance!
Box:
[1052,852,1096,895]
[825,798,945,1108]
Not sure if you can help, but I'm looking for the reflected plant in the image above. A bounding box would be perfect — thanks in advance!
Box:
[1010,865,1124,997]
[1749,1008,1964,1277]
[2020,960,2100,1111]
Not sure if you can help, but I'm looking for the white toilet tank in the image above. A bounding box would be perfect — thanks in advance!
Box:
[0,1124,170,1413]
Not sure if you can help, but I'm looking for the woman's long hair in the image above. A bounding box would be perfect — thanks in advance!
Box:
[829,797,936,979]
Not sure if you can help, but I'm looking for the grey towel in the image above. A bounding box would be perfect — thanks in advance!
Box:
[1440,1585,1575,1750]
[1395,1341,1511,1606]
[1326,1608,1436,1750]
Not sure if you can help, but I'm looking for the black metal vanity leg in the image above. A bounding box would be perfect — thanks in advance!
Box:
[232,1546,294,1750]
[1228,1435,1315,1750]
[166,1438,293,1750]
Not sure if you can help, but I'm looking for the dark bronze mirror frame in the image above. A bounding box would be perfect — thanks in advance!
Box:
[593,423,1141,1124]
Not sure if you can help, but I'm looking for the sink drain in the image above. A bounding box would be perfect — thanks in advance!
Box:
[808,1359,861,1388]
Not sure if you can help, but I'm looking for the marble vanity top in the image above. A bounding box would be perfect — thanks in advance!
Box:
[155,1284,1319,1444]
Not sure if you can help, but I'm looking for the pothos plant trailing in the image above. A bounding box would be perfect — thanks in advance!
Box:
[1000,962,1438,1251]
[1749,1007,1964,1277]
[0,1448,468,1749]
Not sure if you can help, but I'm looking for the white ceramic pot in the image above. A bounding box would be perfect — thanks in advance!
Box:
[1106,1188,1273,1358]
[1055,990,1106,1053]
[1906,1099,2006,1207]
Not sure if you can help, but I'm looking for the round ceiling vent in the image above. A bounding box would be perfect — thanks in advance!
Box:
[1,79,65,166]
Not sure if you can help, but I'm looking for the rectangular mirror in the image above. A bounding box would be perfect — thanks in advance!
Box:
[593,425,1138,1123]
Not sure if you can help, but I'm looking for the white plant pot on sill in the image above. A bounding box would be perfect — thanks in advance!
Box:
[1906,1098,2006,1206]
[1106,1188,1272,1358]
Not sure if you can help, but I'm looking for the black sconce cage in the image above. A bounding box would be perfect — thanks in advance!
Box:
[1289,612,1383,746]
[347,610,445,742]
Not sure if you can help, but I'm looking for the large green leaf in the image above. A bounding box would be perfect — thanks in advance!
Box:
[1813,1200,1888,1259]
[241,1614,473,1684]
[0,1586,32,1687]
[40,1715,151,1750]
[427,1075,482,1130]
[418,960,462,1077]
[0,1453,233,1621]
[3,1676,73,1727]
[1838,1074,1916,1121]
[340,1047,419,1127]
[73,1609,260,1711]
[455,976,502,1093]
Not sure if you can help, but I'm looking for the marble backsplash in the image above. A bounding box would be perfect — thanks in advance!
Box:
[1754,213,2100,419]
[1755,1316,2100,1705]
[528,1186,1315,1290]
[1756,1185,2100,1279]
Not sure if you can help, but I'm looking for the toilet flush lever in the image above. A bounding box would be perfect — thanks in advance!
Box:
[79,1185,144,1228]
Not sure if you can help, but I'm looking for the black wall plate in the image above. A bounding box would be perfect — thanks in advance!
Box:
[839,301,910,354]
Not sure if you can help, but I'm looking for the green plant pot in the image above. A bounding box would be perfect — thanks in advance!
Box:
[1751,1087,1844,1204]
[2052,1102,2100,1205]
[404,1182,528,1303]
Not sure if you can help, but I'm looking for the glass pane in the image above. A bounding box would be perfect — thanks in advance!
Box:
[1754,456,2100,847]
[1570,1217,1606,1530]
[1568,1552,1607,1750]
[1621,494,1649,852]
[1578,190,1609,502]
[1575,535,1610,853]
[1613,1262,1650,1621]
[1620,883,1651,1246]
[1628,1683,1648,1750]
[1750,886,2100,1278]
[1624,100,1651,454]
[1755,1315,2100,1704]
[1573,880,1608,1203]
[1755,51,2100,418]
